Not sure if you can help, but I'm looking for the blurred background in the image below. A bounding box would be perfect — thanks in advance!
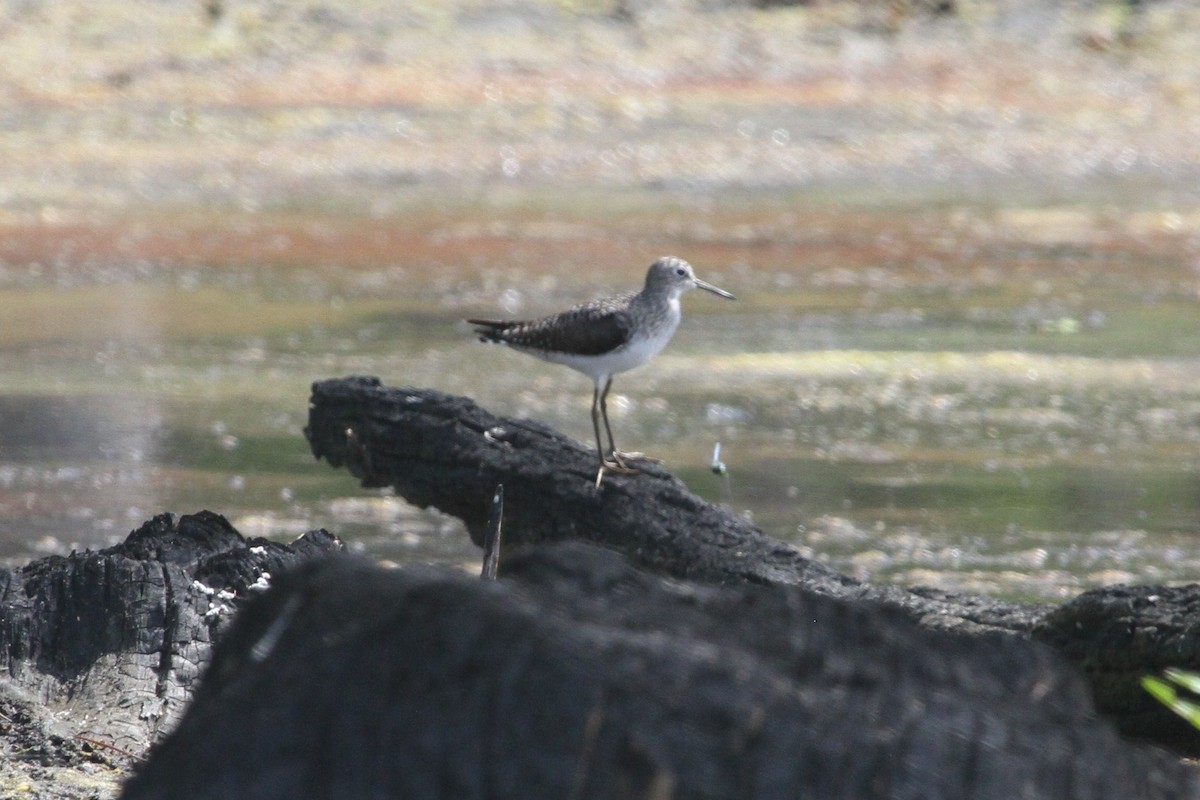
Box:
[2,0,1199,600]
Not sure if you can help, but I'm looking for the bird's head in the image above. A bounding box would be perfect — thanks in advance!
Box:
[644,256,736,301]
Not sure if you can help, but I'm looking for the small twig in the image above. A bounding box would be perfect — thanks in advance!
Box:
[73,733,144,761]
[480,484,504,580]
[567,702,605,800]
[344,426,374,479]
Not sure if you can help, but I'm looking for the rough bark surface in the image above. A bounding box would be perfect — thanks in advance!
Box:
[303,376,1045,634]
[1033,583,1200,753]
[304,376,1200,755]
[122,545,1199,800]
[304,376,853,591]
[0,510,341,758]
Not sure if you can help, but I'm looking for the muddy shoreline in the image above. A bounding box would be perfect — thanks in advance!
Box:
[5,1,1200,221]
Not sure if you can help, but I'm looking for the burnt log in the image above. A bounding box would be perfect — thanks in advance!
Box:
[121,544,1198,800]
[0,510,341,753]
[303,376,1044,634]
[303,376,1200,755]
[303,375,852,592]
[1033,584,1200,753]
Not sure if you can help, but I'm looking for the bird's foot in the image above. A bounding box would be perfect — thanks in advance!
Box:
[612,449,661,465]
[603,456,641,474]
[594,454,639,489]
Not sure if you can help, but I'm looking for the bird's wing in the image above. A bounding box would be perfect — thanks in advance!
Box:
[468,293,634,356]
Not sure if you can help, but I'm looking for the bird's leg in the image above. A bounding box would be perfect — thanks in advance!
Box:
[585,377,634,477]
[598,378,653,471]
[590,382,611,469]
[598,376,619,456]
[592,381,628,489]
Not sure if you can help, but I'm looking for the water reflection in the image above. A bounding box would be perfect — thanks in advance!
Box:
[0,394,164,553]
[2,203,1200,602]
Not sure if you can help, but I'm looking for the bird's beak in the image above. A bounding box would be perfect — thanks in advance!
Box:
[695,278,736,300]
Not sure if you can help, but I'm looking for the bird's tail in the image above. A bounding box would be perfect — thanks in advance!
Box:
[466,318,512,344]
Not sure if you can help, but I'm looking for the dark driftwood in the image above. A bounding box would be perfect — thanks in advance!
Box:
[303,376,1043,634]
[304,375,852,592]
[0,510,341,753]
[305,376,1200,755]
[1033,584,1200,753]
[122,545,1198,800]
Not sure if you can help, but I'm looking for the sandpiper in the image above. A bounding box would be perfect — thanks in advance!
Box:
[468,256,735,485]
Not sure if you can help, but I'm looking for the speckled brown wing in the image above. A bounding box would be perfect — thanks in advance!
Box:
[468,292,635,356]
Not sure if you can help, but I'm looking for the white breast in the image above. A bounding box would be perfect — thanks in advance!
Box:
[539,299,681,382]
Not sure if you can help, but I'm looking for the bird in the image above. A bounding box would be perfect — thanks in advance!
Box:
[468,256,735,485]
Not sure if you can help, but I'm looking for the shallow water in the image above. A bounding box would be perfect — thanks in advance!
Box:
[2,193,1199,601]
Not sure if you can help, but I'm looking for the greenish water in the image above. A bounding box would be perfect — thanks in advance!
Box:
[2,196,1199,601]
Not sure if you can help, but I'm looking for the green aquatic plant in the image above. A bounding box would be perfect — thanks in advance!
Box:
[1142,669,1200,730]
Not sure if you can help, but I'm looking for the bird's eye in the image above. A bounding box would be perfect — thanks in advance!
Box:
[675,267,687,277]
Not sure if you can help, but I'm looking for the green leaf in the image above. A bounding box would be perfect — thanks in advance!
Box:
[1142,672,1200,730]
[1142,676,1176,706]
[1164,668,1200,696]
